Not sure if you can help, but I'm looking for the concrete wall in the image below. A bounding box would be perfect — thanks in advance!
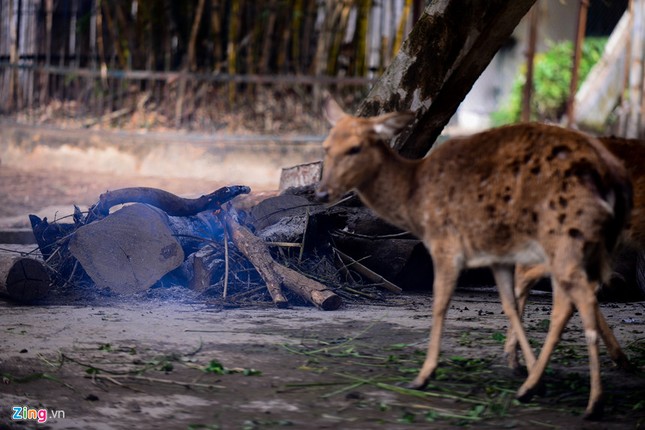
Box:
[0,123,325,189]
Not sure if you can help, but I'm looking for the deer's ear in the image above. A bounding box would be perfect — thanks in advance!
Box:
[372,111,415,139]
[323,97,347,126]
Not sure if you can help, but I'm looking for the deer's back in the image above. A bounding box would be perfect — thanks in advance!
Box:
[412,123,631,265]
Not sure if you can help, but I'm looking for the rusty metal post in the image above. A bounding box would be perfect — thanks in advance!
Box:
[566,0,590,128]
[521,2,539,122]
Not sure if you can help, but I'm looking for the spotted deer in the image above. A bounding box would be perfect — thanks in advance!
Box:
[315,98,632,420]
[504,136,644,373]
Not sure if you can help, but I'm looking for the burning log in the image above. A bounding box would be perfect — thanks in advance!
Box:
[217,208,341,310]
[34,186,249,296]
[0,255,51,302]
[188,245,222,293]
[26,184,345,309]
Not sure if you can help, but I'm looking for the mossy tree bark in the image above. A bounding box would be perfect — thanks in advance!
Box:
[356,0,536,159]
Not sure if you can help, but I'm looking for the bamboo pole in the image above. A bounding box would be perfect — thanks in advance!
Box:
[96,0,108,89]
[356,0,371,77]
[292,0,304,72]
[227,0,241,104]
[392,0,412,57]
[101,3,126,70]
[277,1,293,73]
[40,0,53,106]
[259,0,277,74]
[210,0,223,71]
[312,0,334,104]
[188,0,206,71]
[521,2,539,122]
[327,2,348,76]
[7,0,19,111]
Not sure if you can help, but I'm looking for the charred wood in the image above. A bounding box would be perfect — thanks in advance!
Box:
[87,185,250,221]
[218,207,341,310]
[0,255,51,302]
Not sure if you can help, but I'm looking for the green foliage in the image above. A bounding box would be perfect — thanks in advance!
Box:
[203,359,262,376]
[491,332,506,343]
[492,37,608,125]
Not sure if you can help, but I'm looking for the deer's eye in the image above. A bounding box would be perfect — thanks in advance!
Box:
[346,145,362,155]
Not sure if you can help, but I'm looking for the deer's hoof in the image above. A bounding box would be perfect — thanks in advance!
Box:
[403,377,428,391]
[516,385,537,403]
[511,364,528,378]
[583,398,604,421]
[615,354,636,373]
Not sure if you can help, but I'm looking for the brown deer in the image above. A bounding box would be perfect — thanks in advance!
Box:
[504,137,644,372]
[315,98,632,420]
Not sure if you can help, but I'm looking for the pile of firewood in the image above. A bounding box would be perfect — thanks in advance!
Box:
[1,184,414,310]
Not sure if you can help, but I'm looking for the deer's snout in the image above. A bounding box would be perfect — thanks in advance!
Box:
[315,188,330,203]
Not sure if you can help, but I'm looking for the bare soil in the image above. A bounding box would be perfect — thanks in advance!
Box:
[1,166,645,430]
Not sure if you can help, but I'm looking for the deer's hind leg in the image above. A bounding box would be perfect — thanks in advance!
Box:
[507,265,631,372]
[492,264,536,370]
[504,264,548,371]
[562,278,604,420]
[516,281,574,402]
[517,241,604,420]
[596,305,632,371]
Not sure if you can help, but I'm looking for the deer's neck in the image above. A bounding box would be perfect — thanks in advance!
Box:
[355,146,422,235]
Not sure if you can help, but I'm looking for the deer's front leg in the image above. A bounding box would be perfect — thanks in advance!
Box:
[408,249,459,389]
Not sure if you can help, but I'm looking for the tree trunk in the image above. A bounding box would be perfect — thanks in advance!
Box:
[356,0,537,158]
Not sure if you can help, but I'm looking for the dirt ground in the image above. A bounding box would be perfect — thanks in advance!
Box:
[1,165,645,429]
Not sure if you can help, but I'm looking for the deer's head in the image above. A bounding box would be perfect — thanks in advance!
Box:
[315,98,414,203]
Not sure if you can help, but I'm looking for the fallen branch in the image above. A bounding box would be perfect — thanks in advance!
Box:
[217,209,288,308]
[84,373,225,390]
[217,207,341,310]
[334,248,402,294]
[273,263,342,310]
